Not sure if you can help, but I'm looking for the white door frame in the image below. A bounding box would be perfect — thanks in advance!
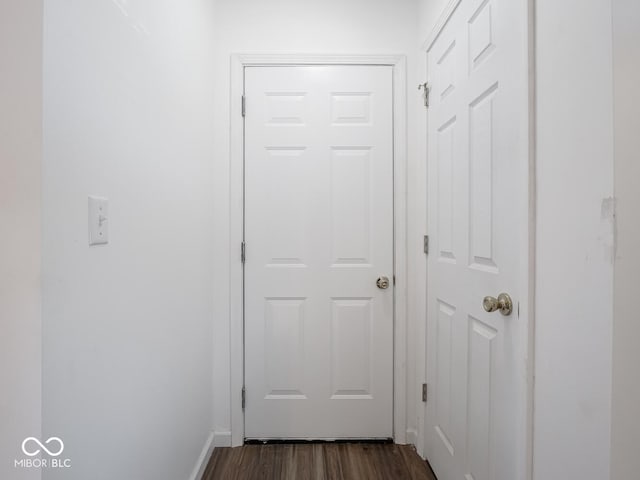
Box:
[229,54,408,447]
[419,0,536,478]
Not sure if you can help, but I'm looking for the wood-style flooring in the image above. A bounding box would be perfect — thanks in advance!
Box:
[202,443,437,480]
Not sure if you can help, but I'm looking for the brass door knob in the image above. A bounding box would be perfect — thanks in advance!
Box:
[483,293,513,316]
[376,276,390,289]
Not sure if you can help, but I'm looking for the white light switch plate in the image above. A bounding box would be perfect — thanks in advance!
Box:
[88,196,109,245]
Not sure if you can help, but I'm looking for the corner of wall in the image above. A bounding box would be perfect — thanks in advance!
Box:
[0,0,43,477]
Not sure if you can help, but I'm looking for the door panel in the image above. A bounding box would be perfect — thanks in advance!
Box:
[244,65,394,439]
[426,0,530,479]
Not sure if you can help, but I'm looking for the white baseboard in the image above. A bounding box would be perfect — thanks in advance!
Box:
[188,431,215,480]
[406,428,418,447]
[213,430,232,447]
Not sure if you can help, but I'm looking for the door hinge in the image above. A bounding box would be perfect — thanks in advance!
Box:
[241,241,246,264]
[418,82,430,108]
[241,95,246,117]
[241,386,246,410]
[422,383,428,403]
[424,235,429,255]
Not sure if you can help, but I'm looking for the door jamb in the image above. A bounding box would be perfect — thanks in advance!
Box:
[229,54,409,447]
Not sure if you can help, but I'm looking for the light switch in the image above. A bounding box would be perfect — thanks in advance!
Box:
[88,196,109,245]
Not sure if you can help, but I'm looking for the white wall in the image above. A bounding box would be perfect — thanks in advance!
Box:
[610,0,640,478]
[210,0,422,442]
[41,1,216,479]
[534,1,615,479]
[0,1,43,479]
[418,0,450,41]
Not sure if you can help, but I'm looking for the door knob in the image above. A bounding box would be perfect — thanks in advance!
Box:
[376,276,390,289]
[482,293,513,316]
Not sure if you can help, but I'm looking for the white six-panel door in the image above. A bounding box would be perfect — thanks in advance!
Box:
[244,65,394,439]
[425,0,530,479]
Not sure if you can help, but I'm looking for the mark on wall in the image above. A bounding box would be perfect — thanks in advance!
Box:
[600,196,618,264]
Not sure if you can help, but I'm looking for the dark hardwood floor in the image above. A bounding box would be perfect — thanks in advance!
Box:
[202,443,437,480]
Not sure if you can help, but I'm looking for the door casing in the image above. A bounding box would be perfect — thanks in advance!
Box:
[229,54,409,447]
